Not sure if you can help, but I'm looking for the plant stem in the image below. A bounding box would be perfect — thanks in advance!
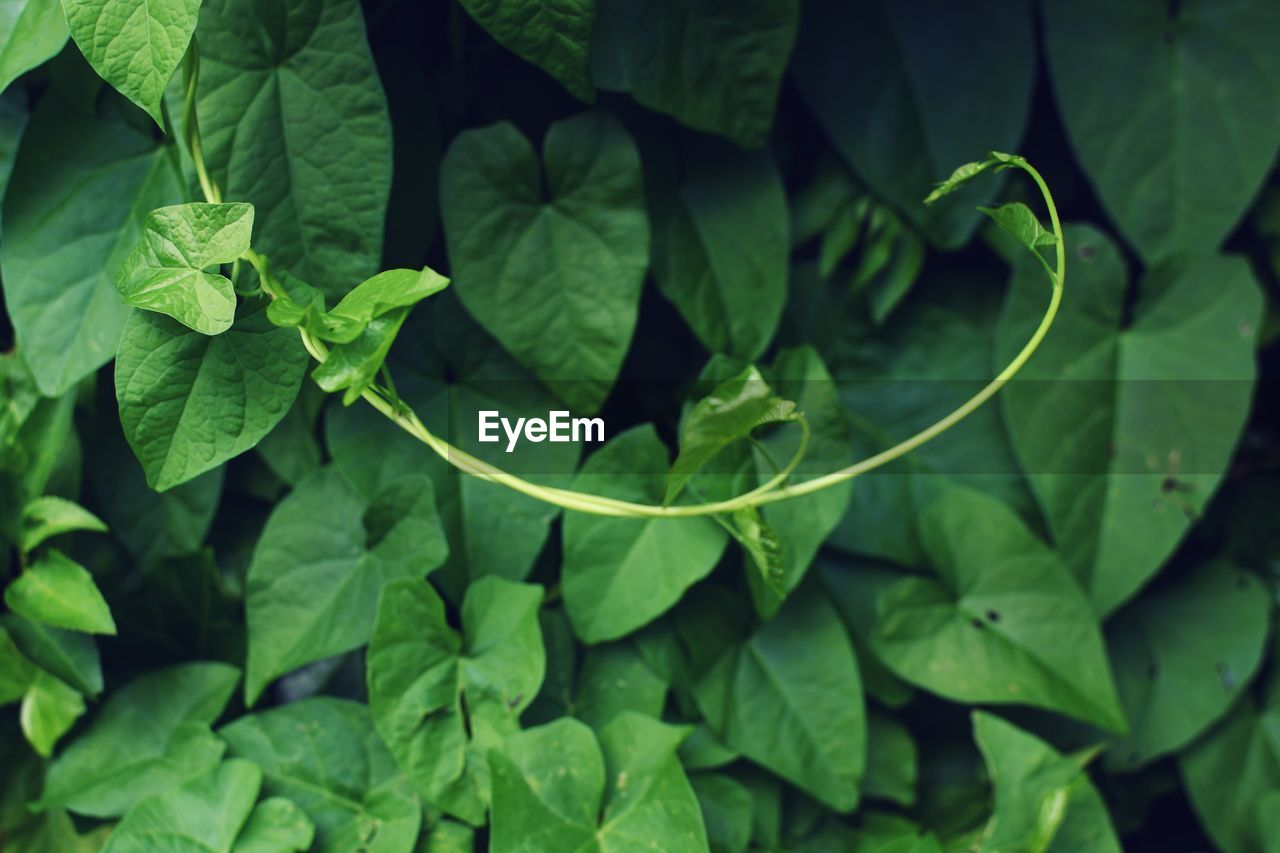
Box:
[179,48,1065,519]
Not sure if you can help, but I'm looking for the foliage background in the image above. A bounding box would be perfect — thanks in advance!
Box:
[1,0,1279,850]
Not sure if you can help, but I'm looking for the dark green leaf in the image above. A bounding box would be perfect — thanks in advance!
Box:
[793,0,1034,247]
[115,308,308,491]
[196,0,391,297]
[592,0,797,148]
[996,226,1263,613]
[1043,0,1280,261]
[695,582,865,811]
[489,713,708,851]
[440,112,648,413]
[871,489,1126,731]
[38,662,239,817]
[244,468,447,704]
[220,698,422,852]
[367,576,543,825]
[563,425,728,642]
[459,0,595,100]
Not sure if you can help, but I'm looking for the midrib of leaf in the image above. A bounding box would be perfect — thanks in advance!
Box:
[679,189,735,353]
[740,641,836,779]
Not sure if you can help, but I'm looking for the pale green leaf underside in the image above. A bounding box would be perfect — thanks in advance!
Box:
[0,0,69,95]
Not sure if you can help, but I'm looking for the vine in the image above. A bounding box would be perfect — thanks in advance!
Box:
[179,46,1065,521]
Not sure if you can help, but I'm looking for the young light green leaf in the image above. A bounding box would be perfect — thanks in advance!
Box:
[592,0,797,148]
[1106,561,1270,771]
[18,496,106,552]
[563,426,728,643]
[871,489,1126,732]
[101,760,262,853]
[219,698,422,852]
[196,0,391,297]
[244,468,447,705]
[731,505,785,601]
[458,0,595,100]
[1,83,182,395]
[311,310,410,405]
[440,112,648,413]
[38,662,239,817]
[972,712,1121,853]
[233,798,316,853]
[62,0,200,125]
[978,201,1056,276]
[489,713,708,852]
[5,550,116,635]
[1043,0,1280,261]
[694,582,865,812]
[0,0,68,95]
[115,203,255,335]
[328,267,451,328]
[666,366,797,504]
[367,576,544,825]
[648,141,788,359]
[20,669,84,757]
[115,308,308,491]
[996,226,1263,613]
[793,0,1034,247]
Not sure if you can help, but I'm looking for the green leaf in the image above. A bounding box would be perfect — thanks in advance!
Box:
[666,366,797,504]
[2,611,101,696]
[458,0,595,100]
[1106,561,1270,771]
[101,759,260,853]
[563,425,728,643]
[220,698,422,853]
[489,713,708,851]
[234,798,316,853]
[0,0,68,95]
[871,488,1126,732]
[367,576,544,825]
[690,773,752,853]
[39,662,239,817]
[792,265,1034,567]
[592,0,797,148]
[20,669,84,757]
[325,302,581,595]
[1043,0,1280,261]
[196,0,391,297]
[996,226,1263,613]
[751,347,855,609]
[115,307,308,491]
[972,712,1121,853]
[440,112,648,413]
[312,310,411,405]
[863,711,916,808]
[694,582,865,812]
[574,641,668,731]
[5,550,116,635]
[115,203,255,335]
[0,622,35,704]
[62,0,199,125]
[1,83,182,395]
[792,0,1034,247]
[244,467,447,705]
[18,496,106,552]
[1180,699,1280,853]
[731,505,785,602]
[648,140,788,358]
[978,202,1056,276]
